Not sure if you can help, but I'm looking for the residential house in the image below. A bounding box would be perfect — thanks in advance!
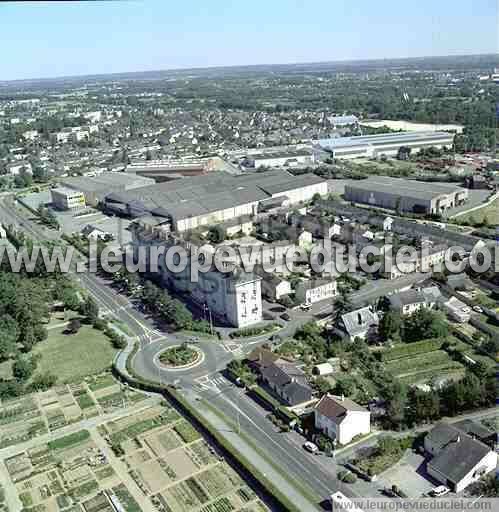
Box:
[261,360,313,407]
[388,286,442,315]
[260,274,292,302]
[81,225,111,241]
[337,307,379,342]
[314,394,371,445]
[424,423,497,493]
[295,279,337,305]
[246,347,280,373]
[443,296,471,323]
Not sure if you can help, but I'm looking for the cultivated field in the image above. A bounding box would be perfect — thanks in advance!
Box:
[99,403,270,512]
[3,429,142,512]
[0,373,146,449]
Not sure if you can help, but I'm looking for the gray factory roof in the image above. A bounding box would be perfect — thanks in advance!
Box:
[105,171,325,220]
[317,131,454,150]
[345,176,465,201]
[249,148,313,160]
[61,172,154,193]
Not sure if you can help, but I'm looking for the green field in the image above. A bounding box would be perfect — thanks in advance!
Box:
[33,325,118,383]
[458,197,499,226]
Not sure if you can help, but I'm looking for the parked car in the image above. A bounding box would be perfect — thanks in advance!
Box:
[280,312,291,321]
[303,441,318,454]
[473,305,483,313]
[430,486,450,497]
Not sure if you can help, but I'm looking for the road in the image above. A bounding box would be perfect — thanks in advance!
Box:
[0,196,340,508]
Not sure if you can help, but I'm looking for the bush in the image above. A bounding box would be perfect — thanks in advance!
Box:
[338,470,357,483]
[93,318,108,331]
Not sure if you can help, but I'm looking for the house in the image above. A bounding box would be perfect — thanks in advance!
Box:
[314,394,371,445]
[443,296,471,323]
[383,216,394,232]
[424,423,497,493]
[338,307,379,342]
[297,230,312,247]
[81,225,111,241]
[388,286,442,315]
[261,360,313,406]
[452,420,497,449]
[261,275,292,302]
[245,347,280,373]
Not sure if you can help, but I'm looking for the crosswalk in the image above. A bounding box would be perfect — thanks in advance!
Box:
[193,374,231,393]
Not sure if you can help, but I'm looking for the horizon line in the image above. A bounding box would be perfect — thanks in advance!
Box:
[2,52,498,86]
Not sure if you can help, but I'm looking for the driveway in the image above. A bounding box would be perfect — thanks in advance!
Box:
[378,451,437,498]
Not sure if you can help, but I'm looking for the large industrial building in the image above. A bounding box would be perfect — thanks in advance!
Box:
[126,157,226,182]
[344,176,468,214]
[104,171,327,232]
[59,172,155,207]
[244,148,316,168]
[316,131,455,159]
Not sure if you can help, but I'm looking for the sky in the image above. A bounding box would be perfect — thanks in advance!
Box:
[1,0,498,81]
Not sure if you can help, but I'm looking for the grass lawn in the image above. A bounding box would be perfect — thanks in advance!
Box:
[33,325,117,383]
[458,197,499,226]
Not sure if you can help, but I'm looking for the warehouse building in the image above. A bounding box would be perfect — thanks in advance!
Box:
[104,171,327,232]
[59,173,155,207]
[344,177,468,214]
[244,148,316,168]
[316,131,455,159]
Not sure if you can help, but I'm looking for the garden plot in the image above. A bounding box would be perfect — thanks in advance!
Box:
[142,427,184,457]
[385,349,464,385]
[1,428,145,512]
[131,458,174,494]
[100,401,269,512]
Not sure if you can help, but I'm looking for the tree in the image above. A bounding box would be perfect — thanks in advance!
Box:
[12,355,36,381]
[207,225,225,244]
[397,146,411,161]
[385,380,408,428]
[402,309,448,342]
[68,318,81,334]
[29,373,57,391]
[60,287,80,311]
[80,296,99,324]
[379,311,402,342]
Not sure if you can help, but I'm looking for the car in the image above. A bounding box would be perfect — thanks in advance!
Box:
[280,312,291,321]
[300,304,312,311]
[473,305,483,313]
[190,336,200,343]
[430,486,450,497]
[303,441,319,454]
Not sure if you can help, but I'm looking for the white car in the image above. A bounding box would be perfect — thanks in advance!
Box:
[473,305,483,313]
[430,486,450,497]
[303,441,318,454]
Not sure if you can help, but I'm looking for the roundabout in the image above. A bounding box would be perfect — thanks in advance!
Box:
[155,343,204,370]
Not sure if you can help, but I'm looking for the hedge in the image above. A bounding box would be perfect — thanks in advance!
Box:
[229,323,280,339]
[380,338,446,362]
[113,351,302,512]
[249,386,281,410]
